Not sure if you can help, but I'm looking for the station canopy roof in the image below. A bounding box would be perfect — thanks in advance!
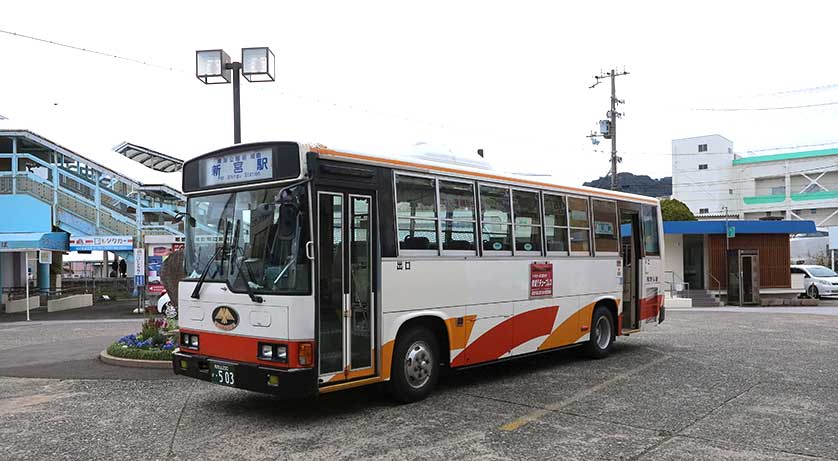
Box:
[113,142,183,173]
[663,220,817,235]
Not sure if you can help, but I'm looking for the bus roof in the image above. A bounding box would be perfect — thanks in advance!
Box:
[311,144,659,206]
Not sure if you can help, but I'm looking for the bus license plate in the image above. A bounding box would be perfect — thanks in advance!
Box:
[210,362,237,387]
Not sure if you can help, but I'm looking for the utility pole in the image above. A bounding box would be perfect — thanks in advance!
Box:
[590,69,629,190]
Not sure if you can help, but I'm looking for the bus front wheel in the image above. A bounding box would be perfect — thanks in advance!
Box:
[584,305,615,359]
[387,326,439,403]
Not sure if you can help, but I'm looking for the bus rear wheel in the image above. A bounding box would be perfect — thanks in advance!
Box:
[387,326,439,403]
[584,305,615,359]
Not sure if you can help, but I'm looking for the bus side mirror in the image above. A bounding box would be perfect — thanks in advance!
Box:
[174,212,196,227]
[277,203,299,239]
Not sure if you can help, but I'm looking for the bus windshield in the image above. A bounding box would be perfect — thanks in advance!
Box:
[185,184,311,295]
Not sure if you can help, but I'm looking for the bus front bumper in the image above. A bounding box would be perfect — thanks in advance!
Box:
[172,351,317,399]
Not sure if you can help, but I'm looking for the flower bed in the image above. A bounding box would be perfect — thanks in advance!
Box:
[107,317,178,362]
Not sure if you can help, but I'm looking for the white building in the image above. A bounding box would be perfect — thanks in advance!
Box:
[672,135,838,228]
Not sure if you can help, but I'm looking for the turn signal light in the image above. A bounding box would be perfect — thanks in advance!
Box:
[267,374,280,386]
[298,343,313,367]
[179,359,188,369]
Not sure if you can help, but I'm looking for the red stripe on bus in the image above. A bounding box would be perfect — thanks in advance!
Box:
[450,306,559,367]
[639,295,664,321]
[179,329,313,369]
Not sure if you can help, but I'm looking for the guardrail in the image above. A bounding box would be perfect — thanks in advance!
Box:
[663,271,690,298]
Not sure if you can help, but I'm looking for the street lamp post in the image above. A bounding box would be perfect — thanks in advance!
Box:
[196,47,275,144]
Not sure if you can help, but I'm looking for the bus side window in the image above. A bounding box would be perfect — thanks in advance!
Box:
[641,205,660,256]
[543,193,569,255]
[396,175,439,253]
[479,185,512,253]
[439,180,477,254]
[512,190,542,254]
[592,199,618,254]
[567,196,591,255]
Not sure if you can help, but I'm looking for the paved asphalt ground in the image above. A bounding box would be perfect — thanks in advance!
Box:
[1,308,838,460]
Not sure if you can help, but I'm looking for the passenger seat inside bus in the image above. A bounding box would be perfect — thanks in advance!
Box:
[402,236,431,250]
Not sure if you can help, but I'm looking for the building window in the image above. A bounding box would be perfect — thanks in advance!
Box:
[592,199,618,253]
[729,189,734,195]
[811,209,817,215]
[698,144,708,152]
[439,180,477,253]
[479,185,512,252]
[543,194,569,254]
[765,211,772,217]
[512,190,542,253]
[698,164,708,170]
[396,175,438,251]
[770,186,786,196]
[699,208,709,214]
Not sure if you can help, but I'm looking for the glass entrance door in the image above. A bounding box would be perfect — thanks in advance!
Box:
[620,210,641,330]
[317,191,375,381]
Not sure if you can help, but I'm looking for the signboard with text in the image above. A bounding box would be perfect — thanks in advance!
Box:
[200,148,273,187]
[530,262,553,298]
[70,235,133,252]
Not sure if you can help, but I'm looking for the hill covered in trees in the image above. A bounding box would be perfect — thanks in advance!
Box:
[583,173,671,198]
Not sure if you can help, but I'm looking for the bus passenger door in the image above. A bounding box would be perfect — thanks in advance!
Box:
[620,209,641,331]
[317,191,376,383]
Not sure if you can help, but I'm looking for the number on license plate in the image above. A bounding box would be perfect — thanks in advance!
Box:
[211,363,236,387]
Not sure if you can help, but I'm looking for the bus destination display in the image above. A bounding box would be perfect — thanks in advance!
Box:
[200,148,273,187]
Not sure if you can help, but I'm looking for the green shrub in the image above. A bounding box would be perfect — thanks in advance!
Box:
[107,342,173,361]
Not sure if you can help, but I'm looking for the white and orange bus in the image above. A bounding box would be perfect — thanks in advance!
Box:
[173,142,665,402]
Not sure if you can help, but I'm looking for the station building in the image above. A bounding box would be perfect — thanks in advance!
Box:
[0,122,184,312]
[672,134,838,227]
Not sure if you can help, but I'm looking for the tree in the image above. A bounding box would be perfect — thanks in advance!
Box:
[160,248,185,307]
[660,198,697,221]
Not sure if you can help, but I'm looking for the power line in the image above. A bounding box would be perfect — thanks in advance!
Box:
[0,28,185,72]
[591,139,838,158]
[1,27,450,131]
[752,83,838,98]
[692,101,838,112]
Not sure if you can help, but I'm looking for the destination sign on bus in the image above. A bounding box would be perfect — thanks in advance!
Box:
[200,148,273,187]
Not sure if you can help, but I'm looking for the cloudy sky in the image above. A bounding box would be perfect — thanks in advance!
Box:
[3,1,838,185]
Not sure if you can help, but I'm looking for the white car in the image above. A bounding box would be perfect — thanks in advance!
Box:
[791,264,838,298]
[157,290,178,319]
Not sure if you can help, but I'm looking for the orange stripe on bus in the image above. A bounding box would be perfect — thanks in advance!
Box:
[537,302,596,350]
[444,315,477,350]
[313,147,658,205]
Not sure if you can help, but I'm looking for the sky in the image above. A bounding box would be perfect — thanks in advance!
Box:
[3,1,838,186]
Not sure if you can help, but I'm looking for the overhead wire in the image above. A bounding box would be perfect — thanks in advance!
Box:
[0,28,186,73]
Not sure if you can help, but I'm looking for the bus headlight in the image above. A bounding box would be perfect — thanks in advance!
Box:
[181,333,199,349]
[260,344,274,359]
[275,345,288,362]
[257,343,288,362]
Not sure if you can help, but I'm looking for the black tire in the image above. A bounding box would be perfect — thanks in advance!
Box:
[808,284,820,299]
[387,326,439,403]
[584,305,615,359]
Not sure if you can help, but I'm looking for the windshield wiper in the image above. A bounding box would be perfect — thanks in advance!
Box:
[190,220,230,300]
[190,245,225,300]
[236,255,264,304]
[228,236,265,304]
